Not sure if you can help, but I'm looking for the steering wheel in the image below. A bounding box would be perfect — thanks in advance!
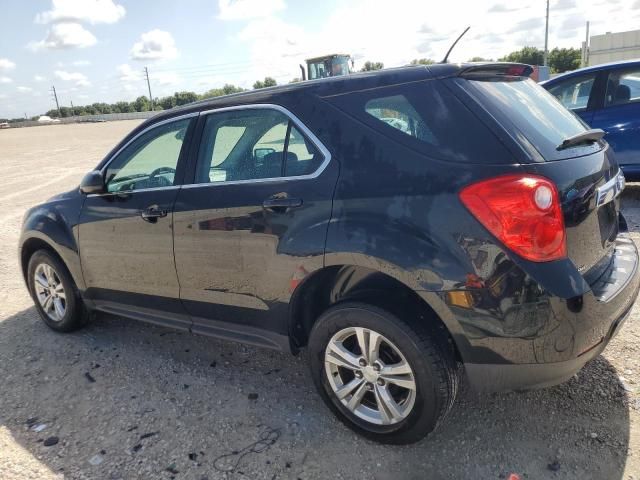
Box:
[149,166,176,178]
[148,166,176,188]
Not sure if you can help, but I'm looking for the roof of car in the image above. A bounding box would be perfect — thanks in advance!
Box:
[542,58,640,85]
[147,62,482,124]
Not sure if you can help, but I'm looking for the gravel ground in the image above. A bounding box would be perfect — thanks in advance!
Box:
[0,121,639,480]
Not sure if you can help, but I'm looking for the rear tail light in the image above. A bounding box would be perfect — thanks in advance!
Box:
[459,174,566,262]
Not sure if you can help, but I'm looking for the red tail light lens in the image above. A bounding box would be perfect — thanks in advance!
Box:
[459,174,566,262]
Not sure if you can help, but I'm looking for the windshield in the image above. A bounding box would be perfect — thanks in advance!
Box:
[308,57,350,80]
[463,77,602,161]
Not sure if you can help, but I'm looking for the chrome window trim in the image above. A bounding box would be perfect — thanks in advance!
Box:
[86,185,180,198]
[91,112,199,197]
[182,103,332,189]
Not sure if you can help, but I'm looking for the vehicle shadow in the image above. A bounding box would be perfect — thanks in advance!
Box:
[0,306,630,480]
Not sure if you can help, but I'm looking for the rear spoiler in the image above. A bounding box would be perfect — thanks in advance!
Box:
[458,63,533,79]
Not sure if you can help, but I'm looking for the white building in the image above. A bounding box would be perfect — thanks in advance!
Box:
[587,29,640,66]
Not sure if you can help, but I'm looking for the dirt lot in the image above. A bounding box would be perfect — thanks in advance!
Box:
[0,120,639,480]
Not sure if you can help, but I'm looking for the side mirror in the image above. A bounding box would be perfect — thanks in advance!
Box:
[79,170,105,194]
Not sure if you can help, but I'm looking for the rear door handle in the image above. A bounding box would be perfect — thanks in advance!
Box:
[262,197,303,211]
[141,205,168,222]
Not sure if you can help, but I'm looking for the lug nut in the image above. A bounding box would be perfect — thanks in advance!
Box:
[366,383,374,391]
[373,362,381,372]
[354,371,363,379]
[377,378,385,386]
[358,358,367,367]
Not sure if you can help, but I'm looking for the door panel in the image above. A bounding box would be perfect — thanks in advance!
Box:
[79,116,194,323]
[592,103,640,167]
[80,189,182,304]
[173,106,337,345]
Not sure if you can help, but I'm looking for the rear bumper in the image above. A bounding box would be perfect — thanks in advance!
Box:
[465,300,632,392]
[461,233,640,393]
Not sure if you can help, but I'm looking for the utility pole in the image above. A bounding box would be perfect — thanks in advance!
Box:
[583,21,590,67]
[70,100,74,116]
[144,67,154,111]
[543,0,550,66]
[51,85,61,118]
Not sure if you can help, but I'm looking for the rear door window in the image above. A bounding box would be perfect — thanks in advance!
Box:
[461,77,601,161]
[195,108,324,183]
[326,80,512,164]
[605,68,640,106]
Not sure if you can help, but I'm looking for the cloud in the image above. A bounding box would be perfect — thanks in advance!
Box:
[0,58,16,71]
[72,60,91,66]
[34,75,46,82]
[508,17,544,33]
[554,0,577,9]
[0,77,12,84]
[54,70,91,87]
[130,30,178,61]
[36,0,125,24]
[217,0,285,20]
[17,86,33,93]
[117,64,141,82]
[152,72,181,86]
[29,22,97,50]
[488,3,520,12]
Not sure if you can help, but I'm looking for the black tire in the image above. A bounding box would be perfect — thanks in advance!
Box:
[308,302,459,444]
[27,249,89,332]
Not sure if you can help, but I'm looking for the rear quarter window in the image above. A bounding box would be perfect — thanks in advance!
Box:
[325,80,513,164]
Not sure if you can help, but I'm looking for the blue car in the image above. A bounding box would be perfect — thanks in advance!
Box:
[542,59,640,179]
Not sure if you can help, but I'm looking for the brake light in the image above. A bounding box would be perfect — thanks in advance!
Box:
[459,174,566,262]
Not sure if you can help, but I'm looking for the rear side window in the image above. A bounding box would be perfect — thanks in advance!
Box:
[463,77,599,161]
[327,81,511,164]
[365,95,437,144]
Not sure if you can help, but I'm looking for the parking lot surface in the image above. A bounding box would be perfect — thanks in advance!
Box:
[0,120,639,479]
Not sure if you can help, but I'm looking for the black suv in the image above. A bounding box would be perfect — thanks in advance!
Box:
[20,63,639,444]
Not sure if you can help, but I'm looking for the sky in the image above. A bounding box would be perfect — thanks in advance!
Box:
[1,0,640,118]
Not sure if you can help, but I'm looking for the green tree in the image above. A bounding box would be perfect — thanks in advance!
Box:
[360,61,384,71]
[409,58,435,65]
[158,95,176,110]
[253,77,277,89]
[133,96,151,112]
[173,91,198,106]
[200,84,244,99]
[548,47,581,73]
[468,56,492,62]
[113,101,133,113]
[499,46,544,66]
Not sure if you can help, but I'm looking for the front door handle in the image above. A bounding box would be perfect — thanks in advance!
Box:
[141,205,168,223]
[262,197,303,212]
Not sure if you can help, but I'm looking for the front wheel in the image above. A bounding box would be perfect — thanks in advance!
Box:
[308,302,459,444]
[27,250,89,332]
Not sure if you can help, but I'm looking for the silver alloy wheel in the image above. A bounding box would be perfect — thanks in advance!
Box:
[33,263,66,322]
[324,326,417,425]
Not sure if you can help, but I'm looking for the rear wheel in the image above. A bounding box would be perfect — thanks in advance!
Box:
[27,250,89,332]
[308,302,459,444]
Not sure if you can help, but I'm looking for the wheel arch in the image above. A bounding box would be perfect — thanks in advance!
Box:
[288,264,467,362]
